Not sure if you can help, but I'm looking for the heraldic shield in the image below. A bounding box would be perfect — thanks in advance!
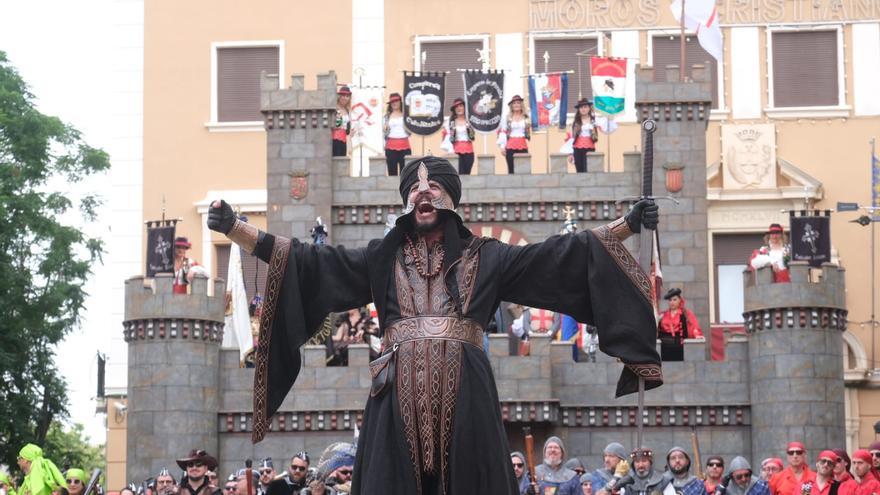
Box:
[289,172,309,200]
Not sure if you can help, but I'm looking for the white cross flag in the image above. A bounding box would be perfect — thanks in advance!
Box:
[670,0,723,63]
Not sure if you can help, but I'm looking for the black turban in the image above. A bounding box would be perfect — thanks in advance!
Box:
[398,156,461,207]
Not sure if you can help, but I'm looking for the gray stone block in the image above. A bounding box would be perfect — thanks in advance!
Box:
[513,154,532,174]
[477,154,496,175]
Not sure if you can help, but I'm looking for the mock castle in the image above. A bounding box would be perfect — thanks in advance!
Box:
[123,67,846,481]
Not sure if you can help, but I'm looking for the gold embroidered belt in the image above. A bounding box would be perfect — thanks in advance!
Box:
[383,316,484,350]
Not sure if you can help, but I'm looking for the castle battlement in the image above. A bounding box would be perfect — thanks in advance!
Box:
[743,262,847,333]
[123,274,226,324]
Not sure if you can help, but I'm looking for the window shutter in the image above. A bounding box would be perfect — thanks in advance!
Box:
[772,31,838,107]
[216,245,231,282]
[421,41,484,112]
[712,233,766,264]
[652,35,718,109]
[534,38,598,114]
[214,244,268,304]
[217,46,280,122]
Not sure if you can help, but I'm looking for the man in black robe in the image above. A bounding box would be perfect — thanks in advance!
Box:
[208,156,662,495]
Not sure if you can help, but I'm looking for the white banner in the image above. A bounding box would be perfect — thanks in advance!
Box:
[350,87,384,176]
[223,244,253,364]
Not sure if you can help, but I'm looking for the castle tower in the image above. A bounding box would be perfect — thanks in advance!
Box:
[634,64,712,330]
[744,262,847,462]
[262,71,338,240]
[123,273,226,483]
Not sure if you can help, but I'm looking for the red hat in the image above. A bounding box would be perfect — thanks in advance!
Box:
[818,450,840,462]
[787,442,806,452]
[762,458,784,470]
[508,95,524,105]
[867,441,880,451]
[767,223,785,235]
[387,92,402,103]
[337,85,352,96]
[174,237,191,249]
[853,449,872,464]
[452,97,465,108]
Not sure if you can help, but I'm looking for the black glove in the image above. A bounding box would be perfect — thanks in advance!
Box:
[625,199,659,233]
[207,199,236,235]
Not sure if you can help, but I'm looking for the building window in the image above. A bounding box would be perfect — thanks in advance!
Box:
[712,233,764,323]
[215,244,268,304]
[770,30,839,108]
[215,44,280,123]
[651,34,719,109]
[419,40,484,112]
[533,37,598,114]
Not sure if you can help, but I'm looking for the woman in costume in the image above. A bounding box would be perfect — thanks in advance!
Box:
[383,93,411,176]
[497,95,530,174]
[748,223,790,283]
[566,99,598,173]
[441,98,476,175]
[332,86,352,157]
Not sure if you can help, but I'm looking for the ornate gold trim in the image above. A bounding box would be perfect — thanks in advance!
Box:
[228,220,260,255]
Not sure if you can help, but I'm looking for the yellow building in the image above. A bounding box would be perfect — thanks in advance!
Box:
[105,0,880,485]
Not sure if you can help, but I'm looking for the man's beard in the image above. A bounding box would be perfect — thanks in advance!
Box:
[544,457,562,468]
[636,465,652,478]
[415,215,442,233]
[671,464,689,476]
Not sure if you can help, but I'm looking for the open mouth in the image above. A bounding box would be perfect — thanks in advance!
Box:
[417,201,435,214]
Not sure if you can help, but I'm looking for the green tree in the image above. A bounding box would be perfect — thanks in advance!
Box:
[0,50,110,470]
[43,422,106,474]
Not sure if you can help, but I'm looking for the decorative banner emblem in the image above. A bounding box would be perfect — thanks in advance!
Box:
[528,73,568,129]
[404,71,445,135]
[289,171,309,200]
[664,163,684,193]
[790,215,831,267]
[463,69,504,133]
[146,225,176,277]
[590,57,627,115]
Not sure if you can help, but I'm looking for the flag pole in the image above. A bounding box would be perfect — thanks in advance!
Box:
[680,0,687,82]
[872,137,877,369]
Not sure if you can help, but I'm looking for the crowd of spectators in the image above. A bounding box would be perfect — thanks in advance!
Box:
[7,438,879,495]
[511,439,880,495]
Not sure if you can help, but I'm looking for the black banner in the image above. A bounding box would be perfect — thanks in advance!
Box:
[790,215,831,267]
[146,225,176,276]
[404,71,445,135]
[463,70,504,133]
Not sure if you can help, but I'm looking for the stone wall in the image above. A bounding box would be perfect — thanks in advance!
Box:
[215,334,751,475]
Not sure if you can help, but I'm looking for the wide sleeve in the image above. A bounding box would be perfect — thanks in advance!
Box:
[496,226,662,397]
[686,309,704,338]
[252,233,372,442]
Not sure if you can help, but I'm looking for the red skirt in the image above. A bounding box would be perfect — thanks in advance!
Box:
[574,136,595,149]
[506,137,528,150]
[453,141,474,154]
[332,128,348,142]
[385,137,411,151]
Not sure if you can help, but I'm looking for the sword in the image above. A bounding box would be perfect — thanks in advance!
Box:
[629,119,663,449]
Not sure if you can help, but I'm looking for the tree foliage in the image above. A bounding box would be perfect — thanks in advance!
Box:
[44,422,106,474]
[0,51,110,469]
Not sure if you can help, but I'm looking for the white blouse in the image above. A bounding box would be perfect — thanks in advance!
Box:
[509,118,527,138]
[387,116,408,138]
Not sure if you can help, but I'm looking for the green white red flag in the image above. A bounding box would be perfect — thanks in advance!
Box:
[590,57,627,116]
